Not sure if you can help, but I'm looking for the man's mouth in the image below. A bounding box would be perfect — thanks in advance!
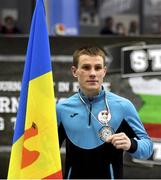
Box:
[86,80,98,83]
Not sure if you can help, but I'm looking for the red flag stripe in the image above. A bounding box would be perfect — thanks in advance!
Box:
[43,170,63,179]
[144,123,161,138]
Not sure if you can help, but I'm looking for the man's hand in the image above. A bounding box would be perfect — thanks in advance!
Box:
[106,132,131,151]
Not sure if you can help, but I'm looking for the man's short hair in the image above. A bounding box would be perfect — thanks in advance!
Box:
[73,46,107,67]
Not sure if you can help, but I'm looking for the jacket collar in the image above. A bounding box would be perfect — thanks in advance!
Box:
[78,86,105,103]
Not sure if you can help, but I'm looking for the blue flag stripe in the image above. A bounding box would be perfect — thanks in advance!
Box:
[13,0,51,143]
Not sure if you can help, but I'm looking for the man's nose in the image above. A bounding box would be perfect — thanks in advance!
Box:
[89,68,96,76]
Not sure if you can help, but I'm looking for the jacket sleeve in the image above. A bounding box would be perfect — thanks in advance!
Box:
[120,99,153,159]
[56,103,66,147]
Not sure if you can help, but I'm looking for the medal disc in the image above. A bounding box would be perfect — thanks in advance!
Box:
[99,126,114,142]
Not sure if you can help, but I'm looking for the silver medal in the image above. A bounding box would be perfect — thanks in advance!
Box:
[99,126,114,142]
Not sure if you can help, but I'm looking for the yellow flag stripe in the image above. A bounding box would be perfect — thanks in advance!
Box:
[8,72,61,179]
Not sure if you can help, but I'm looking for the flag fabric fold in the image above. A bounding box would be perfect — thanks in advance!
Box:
[8,0,62,178]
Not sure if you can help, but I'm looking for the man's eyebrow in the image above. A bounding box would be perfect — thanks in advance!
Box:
[82,63,91,66]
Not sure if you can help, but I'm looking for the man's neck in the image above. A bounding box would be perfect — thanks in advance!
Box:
[80,88,101,98]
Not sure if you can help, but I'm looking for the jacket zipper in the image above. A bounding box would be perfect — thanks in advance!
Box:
[88,103,92,126]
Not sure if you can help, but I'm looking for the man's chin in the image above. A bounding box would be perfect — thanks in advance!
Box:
[87,87,100,93]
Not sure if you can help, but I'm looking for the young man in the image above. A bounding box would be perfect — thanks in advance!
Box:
[56,46,153,179]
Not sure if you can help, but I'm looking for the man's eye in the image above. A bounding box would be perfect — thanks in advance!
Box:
[82,66,90,70]
[95,66,102,70]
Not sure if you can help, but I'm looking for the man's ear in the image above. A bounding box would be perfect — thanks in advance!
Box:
[103,66,107,77]
[71,66,78,77]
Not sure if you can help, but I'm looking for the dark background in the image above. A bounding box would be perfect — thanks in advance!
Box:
[0,36,161,179]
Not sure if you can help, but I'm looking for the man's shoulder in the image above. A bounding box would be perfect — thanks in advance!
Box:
[108,91,127,100]
[108,92,136,114]
[108,92,132,105]
[57,93,79,107]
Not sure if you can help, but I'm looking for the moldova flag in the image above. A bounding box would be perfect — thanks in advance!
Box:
[7,0,62,178]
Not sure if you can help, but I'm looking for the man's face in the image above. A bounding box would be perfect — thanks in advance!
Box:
[72,55,107,96]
